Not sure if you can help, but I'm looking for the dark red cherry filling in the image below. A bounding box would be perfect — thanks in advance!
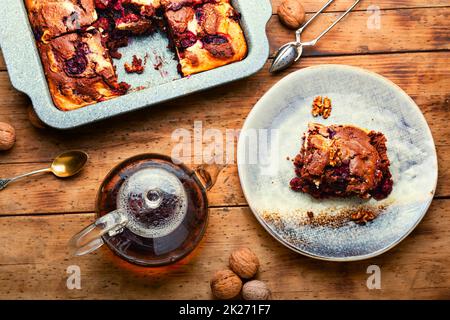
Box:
[76,42,91,55]
[115,12,140,24]
[33,27,44,41]
[201,34,228,45]
[289,177,303,191]
[64,54,88,76]
[92,17,112,32]
[371,172,393,200]
[327,127,336,138]
[95,0,114,10]
[64,42,90,76]
[195,8,204,21]
[177,31,198,49]
[332,163,350,180]
[95,0,126,15]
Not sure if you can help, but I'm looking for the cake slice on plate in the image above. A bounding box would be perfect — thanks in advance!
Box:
[290,123,393,200]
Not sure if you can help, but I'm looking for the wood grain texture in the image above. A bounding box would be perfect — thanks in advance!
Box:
[270,0,450,13]
[267,7,450,56]
[1,6,450,71]
[0,201,449,300]
[0,0,449,300]
[0,51,449,215]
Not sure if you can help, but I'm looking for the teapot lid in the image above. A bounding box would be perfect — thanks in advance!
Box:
[117,167,188,239]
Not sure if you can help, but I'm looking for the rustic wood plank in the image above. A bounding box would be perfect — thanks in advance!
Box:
[0,0,448,301]
[0,201,449,299]
[1,7,450,72]
[0,51,449,214]
[267,7,450,56]
[0,51,448,161]
[270,0,450,14]
[0,53,4,71]
[0,162,243,214]
[0,145,448,215]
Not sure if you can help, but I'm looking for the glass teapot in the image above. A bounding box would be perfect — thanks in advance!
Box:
[69,154,222,267]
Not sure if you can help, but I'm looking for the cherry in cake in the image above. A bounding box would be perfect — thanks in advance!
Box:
[290,123,393,200]
[38,30,129,111]
[160,0,206,11]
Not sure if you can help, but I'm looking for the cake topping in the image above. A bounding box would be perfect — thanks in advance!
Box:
[178,31,198,49]
[199,3,220,35]
[202,35,234,59]
[311,96,332,119]
[124,55,145,74]
[165,7,195,33]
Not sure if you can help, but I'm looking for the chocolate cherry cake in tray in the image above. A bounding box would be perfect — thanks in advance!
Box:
[24,0,248,111]
[290,123,394,200]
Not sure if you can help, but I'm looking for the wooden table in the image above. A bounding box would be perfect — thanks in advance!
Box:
[0,0,449,299]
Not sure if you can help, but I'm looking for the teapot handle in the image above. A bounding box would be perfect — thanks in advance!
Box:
[69,209,129,256]
[193,163,225,191]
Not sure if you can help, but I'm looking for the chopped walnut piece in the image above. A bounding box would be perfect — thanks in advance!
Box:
[311,96,332,119]
[124,55,145,74]
[322,97,332,119]
[311,96,323,117]
[351,209,377,225]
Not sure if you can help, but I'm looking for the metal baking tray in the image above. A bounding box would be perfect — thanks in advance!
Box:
[0,0,272,129]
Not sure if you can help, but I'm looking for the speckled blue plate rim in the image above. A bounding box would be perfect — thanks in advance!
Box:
[237,64,438,262]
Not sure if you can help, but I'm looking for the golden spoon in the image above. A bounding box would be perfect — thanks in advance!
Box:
[0,151,88,191]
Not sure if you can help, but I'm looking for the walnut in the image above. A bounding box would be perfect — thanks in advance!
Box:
[351,210,376,225]
[229,247,260,279]
[311,96,323,117]
[124,55,145,74]
[242,280,271,300]
[278,0,306,30]
[0,122,16,151]
[311,96,332,119]
[28,106,46,129]
[322,97,332,119]
[210,269,242,300]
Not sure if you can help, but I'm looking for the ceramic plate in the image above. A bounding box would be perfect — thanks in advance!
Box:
[237,65,438,261]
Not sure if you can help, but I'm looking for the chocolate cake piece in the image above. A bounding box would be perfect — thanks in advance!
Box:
[124,0,161,16]
[95,0,160,13]
[114,12,154,35]
[38,30,128,111]
[93,0,155,35]
[290,123,393,200]
[25,0,98,41]
[160,0,207,10]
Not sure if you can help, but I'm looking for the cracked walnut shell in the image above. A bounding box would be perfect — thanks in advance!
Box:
[229,247,260,279]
